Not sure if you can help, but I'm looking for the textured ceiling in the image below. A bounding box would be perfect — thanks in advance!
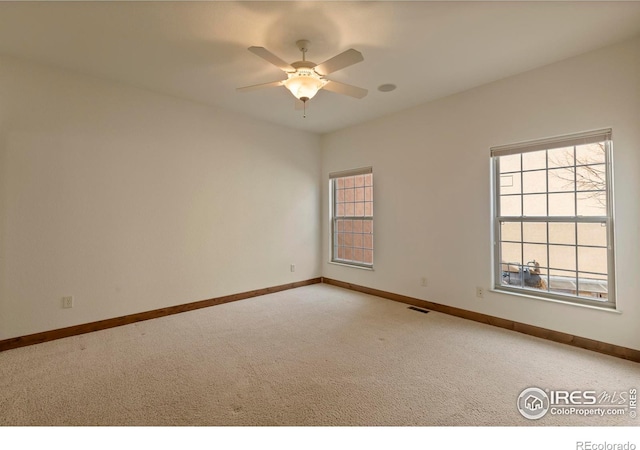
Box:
[1,1,639,134]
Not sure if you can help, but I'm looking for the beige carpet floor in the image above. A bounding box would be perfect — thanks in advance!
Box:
[1,283,638,426]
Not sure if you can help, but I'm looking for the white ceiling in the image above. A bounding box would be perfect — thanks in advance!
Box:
[1,1,640,134]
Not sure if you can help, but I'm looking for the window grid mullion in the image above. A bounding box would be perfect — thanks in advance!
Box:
[501,240,606,250]
[545,149,550,292]
[520,152,524,287]
[573,146,580,293]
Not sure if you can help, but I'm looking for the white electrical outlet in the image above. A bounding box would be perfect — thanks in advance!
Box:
[420,277,428,287]
[476,287,484,299]
[290,264,295,272]
[62,296,74,308]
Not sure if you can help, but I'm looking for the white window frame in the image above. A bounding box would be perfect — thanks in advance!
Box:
[491,129,616,309]
[329,167,374,269]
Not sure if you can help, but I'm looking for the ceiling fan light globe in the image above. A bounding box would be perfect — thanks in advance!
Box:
[283,70,326,101]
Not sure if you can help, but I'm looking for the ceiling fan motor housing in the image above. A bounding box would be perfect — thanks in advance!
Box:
[291,60,316,70]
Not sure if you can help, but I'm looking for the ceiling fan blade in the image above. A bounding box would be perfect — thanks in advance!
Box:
[323,81,368,99]
[236,80,284,93]
[315,49,364,75]
[248,46,294,72]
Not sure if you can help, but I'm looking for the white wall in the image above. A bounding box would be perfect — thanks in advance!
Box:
[321,37,640,350]
[0,56,321,340]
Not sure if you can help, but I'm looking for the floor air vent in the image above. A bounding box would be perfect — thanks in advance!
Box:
[408,306,430,314]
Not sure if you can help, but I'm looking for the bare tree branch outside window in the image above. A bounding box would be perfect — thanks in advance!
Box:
[548,143,606,207]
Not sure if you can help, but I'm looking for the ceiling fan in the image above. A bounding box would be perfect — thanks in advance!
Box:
[237,40,368,113]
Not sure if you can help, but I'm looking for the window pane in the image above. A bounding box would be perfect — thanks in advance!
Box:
[500,195,521,216]
[577,222,607,247]
[549,245,576,271]
[365,186,373,201]
[578,271,607,281]
[499,154,521,173]
[344,188,354,202]
[523,194,546,216]
[522,222,546,244]
[577,273,607,299]
[363,221,372,234]
[578,246,607,274]
[548,269,578,296]
[576,164,606,193]
[501,221,521,242]
[576,143,606,165]
[501,261,522,287]
[344,176,355,188]
[523,243,547,267]
[345,203,355,215]
[524,267,546,291]
[549,222,575,245]
[547,146,574,169]
[548,192,575,216]
[500,172,521,195]
[501,242,522,266]
[535,265,548,289]
[523,170,546,194]
[577,192,606,216]
[548,167,575,192]
[522,150,546,171]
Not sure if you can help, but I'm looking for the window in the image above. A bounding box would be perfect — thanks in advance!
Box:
[330,167,373,268]
[491,129,615,308]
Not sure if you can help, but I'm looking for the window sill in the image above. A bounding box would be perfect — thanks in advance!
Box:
[490,287,621,314]
[328,261,374,271]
